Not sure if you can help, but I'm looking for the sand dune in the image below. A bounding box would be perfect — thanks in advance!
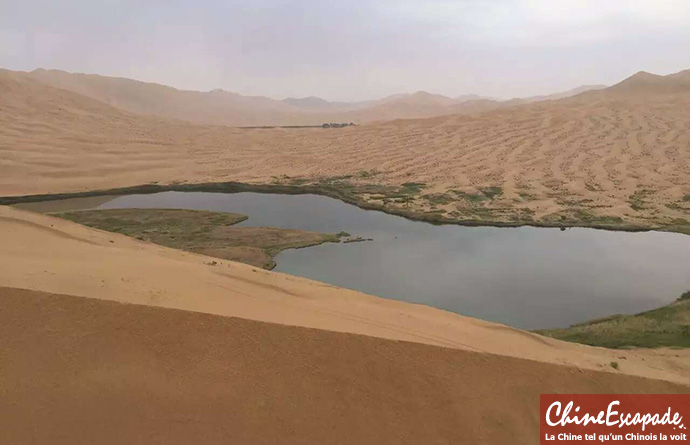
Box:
[606,70,690,94]
[24,68,603,126]
[1,286,687,445]
[1,68,688,231]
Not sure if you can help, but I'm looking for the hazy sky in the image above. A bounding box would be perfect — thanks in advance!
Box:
[2,0,690,101]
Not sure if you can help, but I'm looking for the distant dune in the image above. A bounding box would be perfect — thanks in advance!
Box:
[509,84,607,104]
[24,68,604,126]
[605,69,690,94]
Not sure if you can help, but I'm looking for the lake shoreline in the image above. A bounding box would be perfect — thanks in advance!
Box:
[2,180,687,236]
[5,191,690,347]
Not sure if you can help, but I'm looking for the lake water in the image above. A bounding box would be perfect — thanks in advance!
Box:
[34,191,690,330]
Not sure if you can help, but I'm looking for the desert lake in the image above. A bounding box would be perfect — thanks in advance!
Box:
[20,191,690,330]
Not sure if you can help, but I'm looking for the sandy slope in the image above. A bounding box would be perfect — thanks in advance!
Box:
[1,286,687,445]
[2,205,690,386]
[1,68,688,231]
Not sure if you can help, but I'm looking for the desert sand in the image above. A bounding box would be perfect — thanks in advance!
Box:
[2,286,687,445]
[1,66,690,443]
[1,68,688,232]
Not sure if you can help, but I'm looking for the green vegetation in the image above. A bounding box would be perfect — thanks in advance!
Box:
[479,186,503,199]
[543,208,625,228]
[628,188,654,211]
[356,170,378,179]
[421,193,455,206]
[518,192,537,201]
[610,362,619,370]
[401,182,426,194]
[287,177,311,185]
[56,208,340,270]
[557,198,594,207]
[537,291,690,349]
[450,186,503,205]
[454,191,488,204]
[321,122,355,128]
[683,194,690,202]
[664,219,690,236]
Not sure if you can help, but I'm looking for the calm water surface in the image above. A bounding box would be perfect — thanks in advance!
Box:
[65,191,690,330]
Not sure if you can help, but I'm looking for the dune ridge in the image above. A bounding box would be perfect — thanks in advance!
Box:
[23,68,604,126]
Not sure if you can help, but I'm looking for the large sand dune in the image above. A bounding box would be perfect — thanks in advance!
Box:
[1,286,687,445]
[1,68,688,231]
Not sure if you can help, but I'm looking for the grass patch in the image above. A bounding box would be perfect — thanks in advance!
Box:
[664,219,690,236]
[543,208,624,227]
[610,361,619,370]
[536,290,690,348]
[683,194,690,202]
[452,186,503,204]
[628,188,654,211]
[357,170,378,179]
[287,178,310,186]
[479,186,503,200]
[518,192,537,201]
[558,198,594,207]
[455,191,488,204]
[401,182,426,194]
[57,208,340,270]
[591,215,624,224]
[319,175,354,183]
[421,193,455,206]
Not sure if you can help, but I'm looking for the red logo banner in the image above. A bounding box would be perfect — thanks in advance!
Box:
[540,394,689,444]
